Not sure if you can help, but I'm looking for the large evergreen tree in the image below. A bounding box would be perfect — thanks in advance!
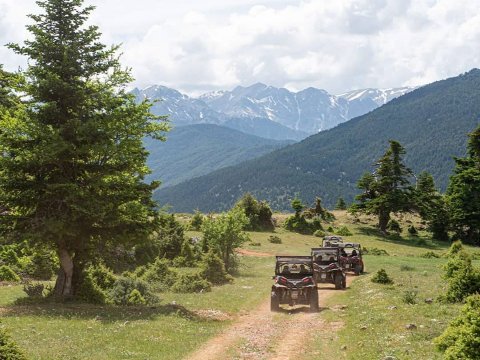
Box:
[0,0,168,298]
[414,171,450,241]
[447,126,480,244]
[352,140,413,232]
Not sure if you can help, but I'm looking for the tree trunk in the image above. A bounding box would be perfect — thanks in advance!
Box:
[378,209,390,234]
[54,242,74,298]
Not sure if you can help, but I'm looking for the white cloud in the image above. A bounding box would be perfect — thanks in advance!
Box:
[1,0,479,94]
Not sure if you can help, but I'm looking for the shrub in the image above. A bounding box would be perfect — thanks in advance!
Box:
[0,247,19,267]
[327,226,334,233]
[371,269,394,284]
[441,251,480,303]
[435,294,480,359]
[408,225,418,235]
[402,289,418,304]
[190,210,204,231]
[180,240,196,266]
[313,230,325,238]
[200,251,233,285]
[0,265,20,282]
[249,242,261,247]
[420,251,440,258]
[268,235,282,244]
[234,193,274,231]
[445,240,464,258]
[400,264,415,271]
[387,219,402,233]
[336,226,352,236]
[363,247,389,256]
[127,289,146,305]
[88,264,116,291]
[109,277,157,305]
[171,273,212,293]
[23,282,45,298]
[25,250,58,280]
[0,326,27,360]
[284,214,321,235]
[141,258,177,291]
[78,272,108,304]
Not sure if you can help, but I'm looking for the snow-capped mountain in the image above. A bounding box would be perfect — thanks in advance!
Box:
[132,83,417,140]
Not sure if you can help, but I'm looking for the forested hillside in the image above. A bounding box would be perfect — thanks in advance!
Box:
[155,69,480,212]
[145,124,293,186]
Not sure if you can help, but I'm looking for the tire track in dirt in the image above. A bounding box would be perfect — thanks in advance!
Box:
[185,274,355,360]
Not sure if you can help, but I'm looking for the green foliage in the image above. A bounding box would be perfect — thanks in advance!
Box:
[441,251,480,303]
[371,269,394,284]
[435,294,480,359]
[199,251,233,285]
[414,172,450,241]
[189,210,204,231]
[201,208,249,273]
[0,0,168,298]
[447,125,480,245]
[22,282,45,298]
[156,70,480,212]
[26,251,58,280]
[0,248,19,267]
[402,289,418,304]
[387,219,402,234]
[363,247,389,256]
[156,215,186,260]
[0,325,27,360]
[313,230,325,238]
[268,235,282,244]
[78,272,108,305]
[141,258,177,291]
[336,226,352,236]
[171,273,212,293]
[335,197,347,210]
[420,251,440,259]
[127,289,146,306]
[407,225,418,235]
[400,265,415,271]
[0,265,20,282]
[87,264,116,291]
[445,240,464,258]
[109,277,158,306]
[234,193,274,231]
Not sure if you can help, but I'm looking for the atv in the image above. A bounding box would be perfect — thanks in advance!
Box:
[271,256,319,312]
[322,235,344,248]
[311,247,346,289]
[339,243,364,275]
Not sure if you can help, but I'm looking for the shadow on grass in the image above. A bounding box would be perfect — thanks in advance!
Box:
[0,302,208,323]
[356,226,450,251]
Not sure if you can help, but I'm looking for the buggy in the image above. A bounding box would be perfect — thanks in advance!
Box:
[339,243,364,275]
[311,247,346,289]
[322,235,344,248]
[271,256,318,312]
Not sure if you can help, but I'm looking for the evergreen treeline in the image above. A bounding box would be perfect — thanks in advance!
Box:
[156,69,480,212]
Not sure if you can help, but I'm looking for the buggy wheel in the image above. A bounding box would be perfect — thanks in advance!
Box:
[354,264,362,276]
[309,288,319,312]
[270,291,280,312]
[334,273,343,289]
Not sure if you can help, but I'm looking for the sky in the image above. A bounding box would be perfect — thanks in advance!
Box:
[1,0,480,95]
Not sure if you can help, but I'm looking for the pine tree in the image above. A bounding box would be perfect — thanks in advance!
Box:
[447,126,480,244]
[0,0,169,298]
[335,197,347,210]
[414,171,449,241]
[353,140,413,233]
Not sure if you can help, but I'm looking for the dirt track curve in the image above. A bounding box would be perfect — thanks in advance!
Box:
[186,250,354,360]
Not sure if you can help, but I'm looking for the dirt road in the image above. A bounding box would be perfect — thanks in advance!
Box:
[186,275,354,360]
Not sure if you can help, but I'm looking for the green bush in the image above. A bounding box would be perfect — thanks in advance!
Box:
[0,247,19,267]
[400,264,415,271]
[23,282,45,298]
[283,214,321,235]
[127,289,146,305]
[336,226,352,236]
[435,294,480,359]
[268,235,282,244]
[408,225,418,235]
[387,219,402,233]
[141,258,177,292]
[0,326,27,360]
[78,272,108,304]
[200,251,233,285]
[88,264,116,291]
[249,242,261,246]
[109,277,157,305]
[171,273,212,293]
[420,251,440,258]
[26,250,58,280]
[234,193,274,231]
[0,265,20,282]
[313,230,325,238]
[402,289,418,304]
[445,240,464,258]
[363,247,389,256]
[441,251,480,303]
[190,210,204,231]
[371,269,394,284]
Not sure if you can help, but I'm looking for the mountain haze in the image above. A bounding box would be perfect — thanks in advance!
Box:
[155,69,480,212]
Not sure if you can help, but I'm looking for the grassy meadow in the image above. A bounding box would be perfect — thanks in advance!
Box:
[1,210,477,359]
